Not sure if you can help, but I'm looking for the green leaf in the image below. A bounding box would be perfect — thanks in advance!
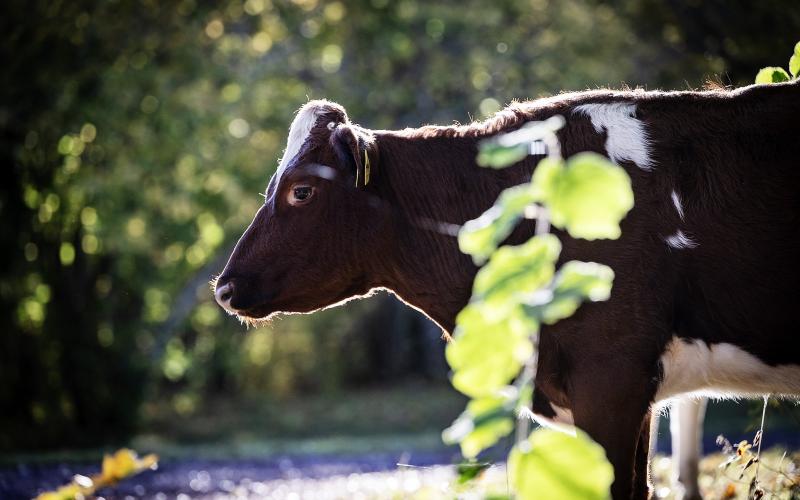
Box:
[456,460,493,484]
[529,157,564,201]
[477,142,529,169]
[525,261,614,325]
[444,409,515,458]
[472,234,561,304]
[466,389,519,416]
[476,116,566,169]
[460,417,515,458]
[443,389,519,458]
[789,41,800,77]
[755,66,790,84]
[447,303,536,398]
[509,428,614,500]
[533,152,633,240]
[459,184,538,264]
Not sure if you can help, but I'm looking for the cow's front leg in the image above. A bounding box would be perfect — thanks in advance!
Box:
[570,366,656,500]
[633,412,654,499]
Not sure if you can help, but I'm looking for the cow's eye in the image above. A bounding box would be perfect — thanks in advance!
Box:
[288,185,314,205]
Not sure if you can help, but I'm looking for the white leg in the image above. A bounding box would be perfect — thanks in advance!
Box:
[649,408,659,480]
[670,397,707,500]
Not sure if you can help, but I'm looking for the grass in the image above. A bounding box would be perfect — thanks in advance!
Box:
[2,382,468,465]
[650,449,800,499]
[141,381,468,443]
[260,449,799,499]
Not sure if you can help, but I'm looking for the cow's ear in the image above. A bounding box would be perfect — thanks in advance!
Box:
[330,125,378,188]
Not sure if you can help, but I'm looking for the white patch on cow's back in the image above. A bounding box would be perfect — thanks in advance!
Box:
[573,102,653,170]
[665,230,697,250]
[274,102,328,186]
[656,337,800,402]
[671,190,685,221]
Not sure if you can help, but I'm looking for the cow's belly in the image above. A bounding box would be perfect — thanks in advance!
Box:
[655,337,800,402]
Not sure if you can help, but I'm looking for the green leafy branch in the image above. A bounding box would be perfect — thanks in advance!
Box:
[755,41,800,83]
[444,115,633,499]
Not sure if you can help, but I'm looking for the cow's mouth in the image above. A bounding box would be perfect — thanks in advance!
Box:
[225,284,353,322]
[234,293,336,322]
[234,293,310,321]
[233,301,279,321]
[226,290,280,321]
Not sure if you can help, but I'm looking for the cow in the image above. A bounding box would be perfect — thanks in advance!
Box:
[213,80,800,499]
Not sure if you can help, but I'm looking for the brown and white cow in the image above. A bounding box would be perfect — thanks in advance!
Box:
[214,81,800,499]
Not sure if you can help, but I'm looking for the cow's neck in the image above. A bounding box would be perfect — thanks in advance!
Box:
[372,130,532,333]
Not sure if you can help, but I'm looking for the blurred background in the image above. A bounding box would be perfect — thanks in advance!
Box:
[1,0,799,494]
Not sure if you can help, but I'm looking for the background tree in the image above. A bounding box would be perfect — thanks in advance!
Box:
[1,0,797,450]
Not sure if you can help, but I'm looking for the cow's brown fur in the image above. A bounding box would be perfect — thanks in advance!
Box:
[216,80,800,499]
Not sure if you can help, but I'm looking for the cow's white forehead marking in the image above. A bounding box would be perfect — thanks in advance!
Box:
[273,102,327,188]
[573,102,653,170]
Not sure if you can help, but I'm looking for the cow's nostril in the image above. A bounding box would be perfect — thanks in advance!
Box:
[214,280,236,311]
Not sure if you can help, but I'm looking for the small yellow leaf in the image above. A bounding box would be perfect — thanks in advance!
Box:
[101,454,115,480]
[102,448,137,481]
[736,441,752,457]
[57,484,81,497]
[34,493,61,500]
[139,453,159,470]
[35,482,83,500]
[36,448,158,500]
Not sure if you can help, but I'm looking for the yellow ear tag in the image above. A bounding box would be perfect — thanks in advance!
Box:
[363,149,370,186]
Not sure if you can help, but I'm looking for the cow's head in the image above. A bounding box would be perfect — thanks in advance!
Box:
[213,100,387,321]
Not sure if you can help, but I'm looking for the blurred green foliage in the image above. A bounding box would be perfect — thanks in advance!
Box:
[1,0,797,450]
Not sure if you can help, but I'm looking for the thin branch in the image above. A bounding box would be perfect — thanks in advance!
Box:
[753,395,769,484]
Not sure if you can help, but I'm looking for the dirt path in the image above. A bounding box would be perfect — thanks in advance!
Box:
[1,451,475,499]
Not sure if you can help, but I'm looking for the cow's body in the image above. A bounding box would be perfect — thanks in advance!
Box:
[215,80,800,499]
[522,82,800,498]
